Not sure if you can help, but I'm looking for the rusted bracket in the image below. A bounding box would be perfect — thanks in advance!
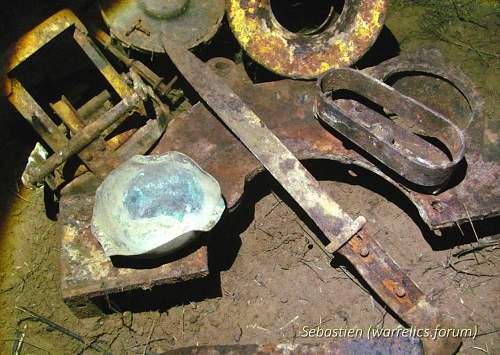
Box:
[21,87,142,187]
[160,41,462,354]
[315,68,466,188]
[1,9,172,190]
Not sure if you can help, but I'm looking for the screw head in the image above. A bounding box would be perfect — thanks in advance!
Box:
[360,247,370,257]
[396,286,406,298]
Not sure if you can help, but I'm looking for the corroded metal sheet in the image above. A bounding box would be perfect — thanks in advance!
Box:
[100,0,225,51]
[162,38,366,254]
[161,337,424,355]
[157,48,461,354]
[157,54,499,231]
[60,173,209,317]
[227,0,388,79]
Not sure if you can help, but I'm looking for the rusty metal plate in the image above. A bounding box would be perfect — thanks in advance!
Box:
[227,0,388,79]
[156,52,499,232]
[100,0,225,51]
[156,52,463,354]
[161,337,424,355]
[60,173,209,317]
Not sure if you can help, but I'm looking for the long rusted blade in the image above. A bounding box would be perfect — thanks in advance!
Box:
[161,40,462,354]
[162,38,365,253]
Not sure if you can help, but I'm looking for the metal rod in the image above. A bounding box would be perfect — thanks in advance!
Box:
[22,92,141,187]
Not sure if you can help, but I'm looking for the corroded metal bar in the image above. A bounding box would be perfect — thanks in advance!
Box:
[7,78,69,152]
[162,37,366,253]
[95,30,177,98]
[22,92,141,187]
[77,90,111,120]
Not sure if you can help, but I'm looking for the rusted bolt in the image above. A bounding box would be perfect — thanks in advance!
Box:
[360,247,369,257]
[431,200,445,212]
[396,286,406,298]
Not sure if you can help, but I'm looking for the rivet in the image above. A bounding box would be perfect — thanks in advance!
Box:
[396,286,406,298]
[360,247,369,257]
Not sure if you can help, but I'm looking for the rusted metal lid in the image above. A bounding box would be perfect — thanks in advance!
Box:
[99,0,225,52]
[227,0,388,79]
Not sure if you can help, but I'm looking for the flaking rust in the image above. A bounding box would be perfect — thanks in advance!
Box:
[316,67,466,188]
[160,40,461,354]
[227,0,388,79]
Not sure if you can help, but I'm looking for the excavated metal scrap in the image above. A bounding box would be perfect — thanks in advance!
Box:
[160,40,462,354]
[91,152,225,257]
[161,337,424,355]
[1,9,170,191]
[227,0,388,79]
[100,0,225,52]
[315,67,466,188]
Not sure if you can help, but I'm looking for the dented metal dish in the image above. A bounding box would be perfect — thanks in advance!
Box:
[100,0,225,52]
[315,67,466,188]
[91,152,225,257]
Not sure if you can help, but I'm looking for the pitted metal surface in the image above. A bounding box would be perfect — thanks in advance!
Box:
[315,67,466,188]
[159,42,462,354]
[227,0,388,79]
[100,0,225,51]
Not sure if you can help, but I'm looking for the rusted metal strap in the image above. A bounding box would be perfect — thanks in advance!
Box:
[315,68,466,188]
[162,38,365,253]
[342,231,461,354]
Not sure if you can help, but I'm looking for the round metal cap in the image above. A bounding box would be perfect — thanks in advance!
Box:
[100,0,225,52]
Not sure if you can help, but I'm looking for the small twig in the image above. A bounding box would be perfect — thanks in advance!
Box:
[1,339,49,354]
[300,260,325,283]
[471,344,489,354]
[264,200,283,218]
[181,306,185,340]
[12,326,26,355]
[15,306,109,353]
[143,317,159,355]
[455,221,465,236]
[453,241,500,258]
[448,262,499,278]
[278,315,299,331]
[476,328,500,337]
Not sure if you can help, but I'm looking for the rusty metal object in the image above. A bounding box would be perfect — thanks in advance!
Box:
[22,90,142,187]
[159,43,461,353]
[95,30,177,98]
[315,67,466,188]
[162,38,366,254]
[1,9,173,190]
[227,0,388,79]
[161,53,498,231]
[161,337,424,355]
[99,0,225,52]
[59,172,209,317]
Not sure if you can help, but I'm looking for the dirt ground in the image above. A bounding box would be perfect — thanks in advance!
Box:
[0,1,499,354]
